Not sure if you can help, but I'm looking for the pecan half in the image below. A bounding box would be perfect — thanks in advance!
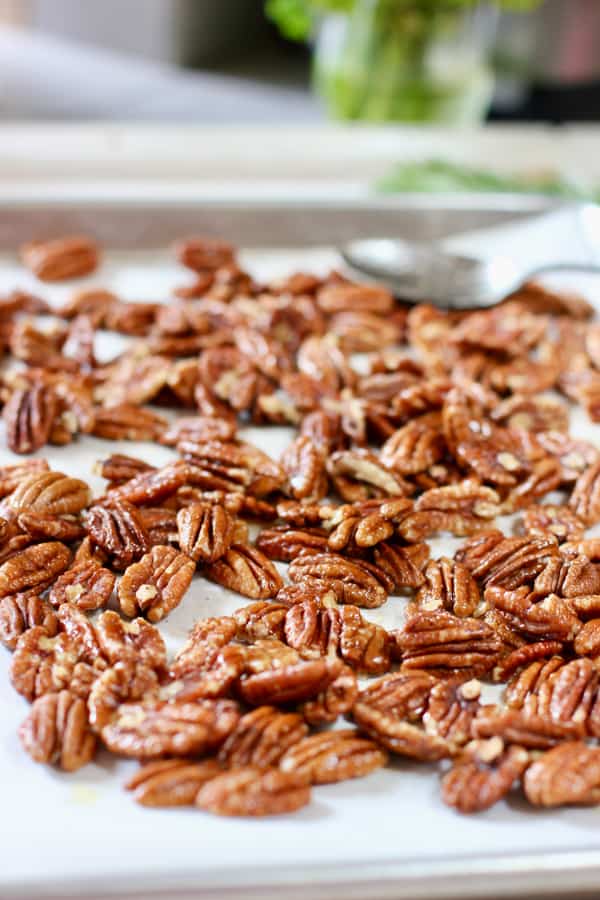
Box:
[415,558,481,617]
[204,544,283,600]
[19,689,96,771]
[299,662,358,724]
[118,545,195,622]
[180,440,285,497]
[170,615,237,678]
[48,560,115,611]
[0,542,71,597]
[280,435,327,501]
[423,679,482,746]
[238,655,344,708]
[472,705,581,748]
[86,501,151,569]
[327,449,411,502]
[523,742,600,807]
[91,404,168,442]
[288,553,390,609]
[352,701,450,761]
[125,759,223,807]
[0,593,58,650]
[280,729,387,785]
[569,459,600,525]
[17,512,85,543]
[233,601,289,642]
[8,471,90,515]
[87,659,160,732]
[195,766,310,817]
[3,383,58,454]
[95,610,167,669]
[20,236,99,281]
[176,502,234,563]
[10,626,104,701]
[255,526,329,562]
[218,706,308,768]
[395,610,501,675]
[441,740,529,813]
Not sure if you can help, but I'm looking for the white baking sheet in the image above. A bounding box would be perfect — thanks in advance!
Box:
[2,223,600,900]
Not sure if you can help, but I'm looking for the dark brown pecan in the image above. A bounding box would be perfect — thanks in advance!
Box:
[233,601,289,642]
[0,542,71,597]
[472,705,581,748]
[0,593,58,650]
[218,706,308,768]
[10,626,104,701]
[288,552,390,609]
[86,501,151,569]
[170,615,237,678]
[284,600,391,675]
[180,440,285,497]
[91,404,168,442]
[139,507,178,545]
[465,534,560,590]
[204,544,283,600]
[95,610,167,669]
[415,558,481,617]
[118,545,195,622]
[96,453,155,485]
[327,449,411,502]
[17,512,85,543]
[101,698,239,759]
[87,659,160,732]
[373,541,429,591]
[569,460,600,525]
[238,655,344,708]
[3,383,58,454]
[280,435,327,501]
[125,758,223,807]
[48,561,115,611]
[394,610,501,675]
[8,471,90,516]
[176,502,234,563]
[523,742,600,807]
[280,729,387,784]
[195,766,310,817]
[19,689,96,771]
[441,740,529,813]
[174,236,235,272]
[20,236,99,281]
[255,526,329,562]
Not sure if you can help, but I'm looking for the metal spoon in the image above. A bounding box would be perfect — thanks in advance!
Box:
[341,237,600,310]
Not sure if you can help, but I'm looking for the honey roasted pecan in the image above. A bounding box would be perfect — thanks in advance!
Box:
[233,601,289,642]
[372,541,429,591]
[255,526,329,562]
[87,659,160,732]
[195,766,310,817]
[218,706,308,768]
[20,236,99,281]
[280,435,327,501]
[17,512,85,543]
[48,560,115,611]
[10,626,104,701]
[126,758,223,807]
[176,502,235,563]
[415,558,481,618]
[0,593,58,650]
[0,542,71,597]
[520,504,585,542]
[423,679,482,746]
[472,705,581,748]
[569,459,600,525]
[327,449,411,502]
[95,610,167,670]
[8,471,90,516]
[175,236,235,272]
[170,615,237,678]
[300,662,358,725]
[85,501,151,569]
[3,383,58,454]
[280,729,387,784]
[118,545,195,622]
[394,609,501,675]
[523,742,600,807]
[288,552,391,609]
[204,544,283,600]
[441,740,529,813]
[180,440,285,497]
[91,404,168,442]
[19,689,96,771]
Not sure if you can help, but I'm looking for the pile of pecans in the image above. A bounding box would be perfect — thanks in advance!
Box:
[3,235,600,815]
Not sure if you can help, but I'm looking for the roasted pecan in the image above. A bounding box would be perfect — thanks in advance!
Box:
[175,236,235,272]
[288,552,390,609]
[48,560,115,611]
[104,461,189,507]
[523,742,600,807]
[0,459,49,498]
[0,542,70,597]
[233,601,289,642]
[20,235,98,281]
[441,740,529,813]
[255,525,329,562]
[0,593,58,650]
[472,705,581,748]
[520,504,585,542]
[423,679,482,746]
[218,706,308,768]
[569,460,600,525]
[280,435,327,501]
[465,535,559,590]
[284,600,391,675]
[280,729,387,784]
[176,502,234,563]
[395,610,501,675]
[195,766,310,817]
[85,501,151,569]
[126,758,223,807]
[101,698,239,759]
[372,541,429,591]
[415,558,481,617]
[19,689,96,771]
[297,334,355,394]
[299,662,358,725]
[238,654,344,708]
[91,404,168,442]
[10,626,104,701]
[317,282,393,315]
[494,642,564,683]
[352,701,449,761]
[170,615,237,678]
[485,586,580,642]
[204,543,283,600]
[8,471,90,516]
[17,512,85,543]
[87,659,160,732]
[118,545,195,622]
[327,449,410,503]
[380,413,446,475]
[504,656,566,710]
[397,481,500,542]
[3,382,58,454]
[180,440,285,497]
[95,610,167,669]
[356,671,437,721]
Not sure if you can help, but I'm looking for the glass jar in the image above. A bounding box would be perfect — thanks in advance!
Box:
[313,1,498,123]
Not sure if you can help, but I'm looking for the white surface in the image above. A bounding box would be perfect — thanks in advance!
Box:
[2,226,600,898]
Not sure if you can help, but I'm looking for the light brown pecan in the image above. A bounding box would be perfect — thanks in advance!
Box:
[233,601,289,642]
[380,413,446,475]
[238,654,344,708]
[415,558,481,618]
[204,544,283,600]
[174,236,235,272]
[118,545,195,622]
[10,626,104,701]
[8,471,90,516]
[0,542,71,597]
[161,415,236,448]
[195,766,310,817]
[19,689,96,771]
[317,282,393,315]
[17,512,85,543]
[356,671,438,721]
[297,334,356,394]
[523,742,600,807]
[170,615,237,678]
[91,404,168,442]
[536,431,600,483]
[494,642,564,683]
[20,236,99,281]
[288,552,390,609]
[395,610,501,675]
[372,541,429,591]
[180,440,285,497]
[0,593,58,650]
[441,740,529,813]
[520,504,585,542]
[276,583,339,608]
[284,600,391,675]
[327,449,411,503]
[352,700,450,761]
[0,459,49,498]
[126,758,223,807]
[423,679,482,746]
[280,729,387,784]
[300,662,358,725]
[3,383,58,454]
[48,560,115,611]
[255,526,329,562]
[397,481,500,542]
[87,659,160,732]
[280,435,327,501]
[569,460,600,525]
[326,508,394,552]
[85,501,151,569]
[504,656,566,710]
[485,586,580,642]
[573,619,600,658]
[472,705,581,748]
[101,698,239,759]
[329,310,400,352]
[95,610,167,669]
[218,706,308,768]
[176,502,235,563]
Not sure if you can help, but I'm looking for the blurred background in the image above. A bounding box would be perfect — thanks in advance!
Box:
[1,0,600,125]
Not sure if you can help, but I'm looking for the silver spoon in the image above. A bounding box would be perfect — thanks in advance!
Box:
[341,237,600,310]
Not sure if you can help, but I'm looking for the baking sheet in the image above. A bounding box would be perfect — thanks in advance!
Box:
[2,200,600,900]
